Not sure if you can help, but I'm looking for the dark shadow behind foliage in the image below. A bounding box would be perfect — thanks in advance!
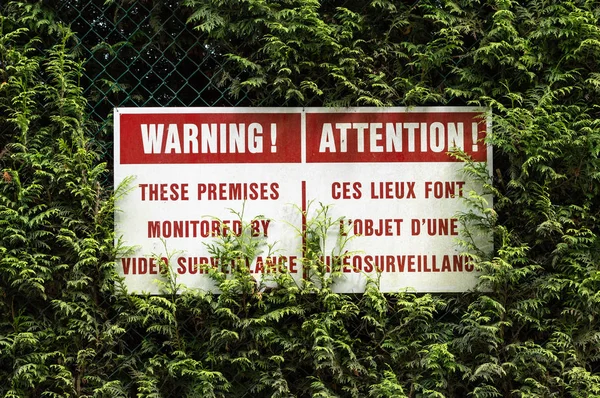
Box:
[0,0,599,397]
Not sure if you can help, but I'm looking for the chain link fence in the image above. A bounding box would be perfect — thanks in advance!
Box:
[52,0,256,168]
[52,0,475,164]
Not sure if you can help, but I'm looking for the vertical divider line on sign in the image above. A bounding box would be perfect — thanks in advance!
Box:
[301,180,307,280]
[301,109,308,280]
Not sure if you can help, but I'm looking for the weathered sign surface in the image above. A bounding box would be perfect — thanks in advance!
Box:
[114,107,492,293]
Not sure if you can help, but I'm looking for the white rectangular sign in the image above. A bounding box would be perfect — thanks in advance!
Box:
[114,107,492,293]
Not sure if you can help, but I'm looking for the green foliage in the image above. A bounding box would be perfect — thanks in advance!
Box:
[1,0,600,396]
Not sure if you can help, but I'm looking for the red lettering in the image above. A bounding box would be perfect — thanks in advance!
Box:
[196,182,280,200]
[289,256,297,273]
[139,183,189,201]
[121,257,167,274]
[332,182,362,199]
[386,255,396,272]
[424,181,466,199]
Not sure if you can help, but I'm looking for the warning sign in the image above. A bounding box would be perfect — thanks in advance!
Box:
[114,107,492,293]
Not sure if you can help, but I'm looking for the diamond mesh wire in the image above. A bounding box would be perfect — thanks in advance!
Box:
[52,0,252,169]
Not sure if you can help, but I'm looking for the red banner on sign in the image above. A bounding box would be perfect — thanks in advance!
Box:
[119,112,302,164]
[305,112,487,163]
